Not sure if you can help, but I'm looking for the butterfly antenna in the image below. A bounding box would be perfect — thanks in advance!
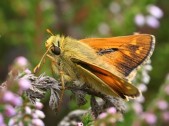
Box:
[46,29,54,36]
[33,45,52,73]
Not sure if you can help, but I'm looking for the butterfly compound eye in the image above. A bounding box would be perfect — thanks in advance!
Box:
[51,46,61,55]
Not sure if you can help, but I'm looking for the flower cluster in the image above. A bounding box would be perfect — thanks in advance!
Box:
[0,56,45,126]
[131,72,169,125]
[135,4,163,28]
[95,107,123,126]
[7,100,45,126]
[131,60,153,114]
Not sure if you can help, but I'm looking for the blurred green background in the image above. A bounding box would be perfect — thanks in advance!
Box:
[0,0,169,125]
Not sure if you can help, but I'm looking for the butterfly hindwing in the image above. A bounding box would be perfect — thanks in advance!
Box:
[71,58,140,99]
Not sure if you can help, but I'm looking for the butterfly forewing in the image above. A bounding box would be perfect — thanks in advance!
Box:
[80,34,155,77]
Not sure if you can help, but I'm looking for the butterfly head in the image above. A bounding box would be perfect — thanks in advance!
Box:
[33,31,62,73]
[45,35,61,55]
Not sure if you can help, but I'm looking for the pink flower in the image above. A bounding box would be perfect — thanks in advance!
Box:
[3,91,22,106]
[2,91,15,103]
[142,112,157,125]
[132,102,143,114]
[162,112,169,122]
[34,110,45,119]
[146,15,160,28]
[18,78,31,90]
[98,112,107,119]
[136,95,145,103]
[144,64,152,71]
[35,101,43,109]
[5,105,16,117]
[98,23,110,35]
[107,107,116,114]
[0,114,4,124]
[25,106,32,114]
[11,96,23,106]
[77,122,83,126]
[32,119,45,126]
[18,121,24,126]
[8,119,15,126]
[157,100,168,110]
[142,72,150,84]
[24,69,31,74]
[147,5,163,19]
[15,56,28,66]
[109,2,121,14]
[138,84,147,92]
[164,85,169,95]
[134,14,145,26]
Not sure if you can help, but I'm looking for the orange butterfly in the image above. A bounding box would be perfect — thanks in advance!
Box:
[34,31,155,100]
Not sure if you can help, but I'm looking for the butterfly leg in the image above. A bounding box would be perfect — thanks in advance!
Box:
[47,54,66,110]
[47,54,57,64]
[59,65,65,105]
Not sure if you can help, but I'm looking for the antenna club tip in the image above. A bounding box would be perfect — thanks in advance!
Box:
[46,29,50,32]
[46,29,54,36]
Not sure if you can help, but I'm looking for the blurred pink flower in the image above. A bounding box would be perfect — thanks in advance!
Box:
[134,14,145,26]
[98,23,110,35]
[32,113,38,119]
[34,110,45,118]
[135,95,145,103]
[142,112,157,125]
[2,91,15,103]
[32,119,45,126]
[146,15,160,28]
[109,2,121,14]
[164,85,169,95]
[8,119,15,126]
[24,69,31,74]
[15,56,28,66]
[0,114,4,124]
[18,122,24,126]
[142,71,150,84]
[157,100,168,110]
[9,118,24,126]
[107,107,116,114]
[147,5,163,19]
[138,84,147,92]
[11,96,22,106]
[35,101,43,109]
[98,112,107,119]
[25,106,32,114]
[132,102,143,114]
[18,78,31,90]
[162,112,169,122]
[144,64,152,71]
[77,122,83,126]
[5,105,16,117]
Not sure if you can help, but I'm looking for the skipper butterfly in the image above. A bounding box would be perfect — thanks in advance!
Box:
[34,31,155,100]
